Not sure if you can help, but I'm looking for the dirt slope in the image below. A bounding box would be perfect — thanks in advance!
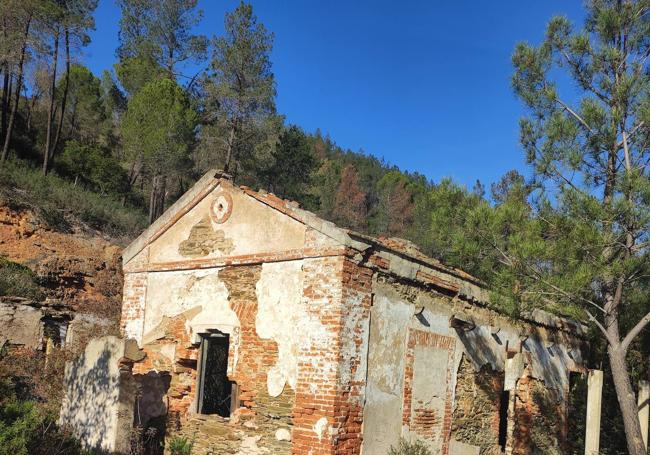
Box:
[0,203,124,323]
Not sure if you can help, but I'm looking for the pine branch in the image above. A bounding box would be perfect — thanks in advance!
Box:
[586,310,618,346]
[621,311,650,352]
[555,97,595,134]
[485,231,607,314]
[616,121,645,149]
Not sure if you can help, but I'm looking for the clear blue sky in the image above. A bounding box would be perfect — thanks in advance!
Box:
[84,0,585,188]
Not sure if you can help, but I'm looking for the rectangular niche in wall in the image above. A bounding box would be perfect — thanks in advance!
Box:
[197,331,235,417]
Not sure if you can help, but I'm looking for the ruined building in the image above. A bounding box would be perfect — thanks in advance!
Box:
[67,170,589,454]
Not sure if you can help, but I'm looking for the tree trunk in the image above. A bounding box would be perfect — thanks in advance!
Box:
[1,16,6,141]
[224,125,236,174]
[167,48,174,78]
[26,89,37,132]
[67,102,77,138]
[1,68,9,144]
[602,279,647,455]
[148,174,167,224]
[51,27,70,156]
[608,344,647,455]
[43,29,60,175]
[156,174,166,220]
[2,15,32,162]
[148,176,156,224]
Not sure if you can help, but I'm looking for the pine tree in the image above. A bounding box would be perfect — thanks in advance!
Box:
[374,171,417,237]
[116,0,206,81]
[122,78,197,223]
[496,3,650,452]
[261,125,316,205]
[0,0,34,162]
[41,0,98,174]
[198,1,280,180]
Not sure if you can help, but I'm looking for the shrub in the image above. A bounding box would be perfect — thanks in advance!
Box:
[57,141,130,197]
[0,158,147,238]
[0,257,43,300]
[0,398,82,455]
[168,435,193,455]
[388,438,432,455]
[0,399,40,455]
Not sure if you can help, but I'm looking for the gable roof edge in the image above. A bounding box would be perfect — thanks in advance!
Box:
[122,170,222,266]
[241,188,370,252]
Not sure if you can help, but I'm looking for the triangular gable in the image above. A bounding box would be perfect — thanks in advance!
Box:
[122,170,348,268]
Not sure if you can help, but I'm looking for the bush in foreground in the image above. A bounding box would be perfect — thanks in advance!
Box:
[388,438,432,455]
[0,257,43,300]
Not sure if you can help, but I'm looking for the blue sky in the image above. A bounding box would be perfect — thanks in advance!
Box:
[84,1,585,188]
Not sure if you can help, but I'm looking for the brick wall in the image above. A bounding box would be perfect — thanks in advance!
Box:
[511,373,567,454]
[120,272,147,343]
[130,264,296,454]
[291,255,372,455]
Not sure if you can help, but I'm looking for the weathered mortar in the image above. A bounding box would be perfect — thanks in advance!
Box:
[131,264,296,454]
[362,276,579,454]
[178,216,235,257]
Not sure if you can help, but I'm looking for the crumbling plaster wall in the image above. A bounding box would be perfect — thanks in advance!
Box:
[361,278,583,455]
[120,182,372,454]
[137,259,343,405]
[125,255,371,454]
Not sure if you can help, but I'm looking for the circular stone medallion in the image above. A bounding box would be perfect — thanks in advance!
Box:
[210,192,233,224]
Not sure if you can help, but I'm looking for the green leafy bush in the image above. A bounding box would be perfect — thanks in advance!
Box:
[168,435,193,455]
[0,257,43,300]
[57,141,130,197]
[0,398,82,455]
[388,438,432,455]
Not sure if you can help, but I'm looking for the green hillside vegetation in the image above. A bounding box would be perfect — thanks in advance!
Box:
[0,257,42,300]
[0,160,147,237]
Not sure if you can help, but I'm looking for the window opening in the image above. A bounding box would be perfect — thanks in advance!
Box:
[197,331,233,417]
[498,390,510,450]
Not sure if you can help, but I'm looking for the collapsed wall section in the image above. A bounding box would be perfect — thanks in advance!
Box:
[126,262,298,454]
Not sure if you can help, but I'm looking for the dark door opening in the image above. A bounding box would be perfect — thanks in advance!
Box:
[498,390,510,450]
[197,332,232,417]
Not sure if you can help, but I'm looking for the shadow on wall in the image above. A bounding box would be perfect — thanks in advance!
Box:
[132,371,172,455]
[59,337,130,455]
[60,347,116,453]
[452,327,568,455]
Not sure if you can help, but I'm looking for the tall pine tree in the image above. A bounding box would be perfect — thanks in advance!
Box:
[493,2,650,452]
[198,1,281,181]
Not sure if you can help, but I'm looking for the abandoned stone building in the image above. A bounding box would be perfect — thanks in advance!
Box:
[65,169,590,454]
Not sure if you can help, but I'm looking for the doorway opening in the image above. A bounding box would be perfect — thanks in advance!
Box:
[197,331,235,417]
[498,390,510,450]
